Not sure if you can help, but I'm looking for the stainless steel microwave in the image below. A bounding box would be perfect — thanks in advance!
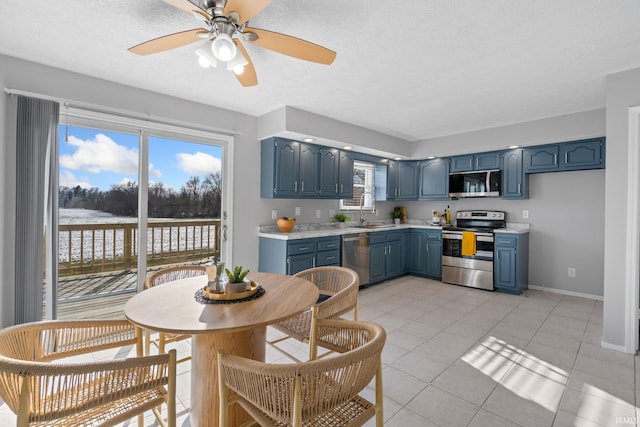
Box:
[449,169,501,198]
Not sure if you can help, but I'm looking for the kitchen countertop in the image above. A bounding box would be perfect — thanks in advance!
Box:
[258,221,531,240]
[258,223,445,240]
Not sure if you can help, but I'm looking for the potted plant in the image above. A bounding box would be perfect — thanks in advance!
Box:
[392,210,403,225]
[225,265,250,293]
[333,212,350,227]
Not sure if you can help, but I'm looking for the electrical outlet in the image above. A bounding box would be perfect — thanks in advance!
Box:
[316,210,321,218]
[522,210,529,219]
[295,207,301,216]
[271,209,278,220]
[568,268,576,277]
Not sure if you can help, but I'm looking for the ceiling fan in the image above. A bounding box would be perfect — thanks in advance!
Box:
[128,0,336,87]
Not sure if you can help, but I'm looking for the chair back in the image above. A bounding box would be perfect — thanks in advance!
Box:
[294,266,359,318]
[219,319,385,426]
[144,265,206,289]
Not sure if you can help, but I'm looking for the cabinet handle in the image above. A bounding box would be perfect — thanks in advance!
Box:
[384,246,387,255]
[565,153,568,163]
[518,184,521,193]
[475,158,478,168]
[294,181,298,192]
[340,184,343,193]
[554,154,557,164]
[312,257,316,267]
[326,244,336,248]
[335,183,338,193]
[301,181,304,192]
[388,245,392,254]
[298,247,309,251]
[326,256,335,260]
[425,243,429,252]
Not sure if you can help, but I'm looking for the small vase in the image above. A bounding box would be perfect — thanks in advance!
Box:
[394,218,401,225]
[226,279,250,294]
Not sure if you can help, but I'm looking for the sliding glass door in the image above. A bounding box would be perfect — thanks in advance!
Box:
[47,113,231,320]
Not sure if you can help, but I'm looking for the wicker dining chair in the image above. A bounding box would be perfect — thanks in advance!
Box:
[0,319,176,427]
[143,265,207,363]
[219,319,385,427]
[267,266,359,361]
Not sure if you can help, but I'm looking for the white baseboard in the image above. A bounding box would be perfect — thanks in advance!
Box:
[601,339,634,354]
[527,285,603,301]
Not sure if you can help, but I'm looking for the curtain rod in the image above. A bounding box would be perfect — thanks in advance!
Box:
[3,87,242,137]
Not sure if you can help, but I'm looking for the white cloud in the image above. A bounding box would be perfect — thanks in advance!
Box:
[60,134,161,177]
[59,170,95,189]
[176,152,221,176]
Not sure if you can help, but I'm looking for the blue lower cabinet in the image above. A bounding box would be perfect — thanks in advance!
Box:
[494,233,529,294]
[369,231,404,283]
[258,236,340,275]
[424,231,442,279]
[406,230,441,279]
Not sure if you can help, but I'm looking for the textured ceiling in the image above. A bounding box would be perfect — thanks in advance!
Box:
[1,0,639,142]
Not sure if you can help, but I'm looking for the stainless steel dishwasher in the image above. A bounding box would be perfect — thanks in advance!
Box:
[342,233,370,286]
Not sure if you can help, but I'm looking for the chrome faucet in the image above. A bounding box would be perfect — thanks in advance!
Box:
[359,190,374,226]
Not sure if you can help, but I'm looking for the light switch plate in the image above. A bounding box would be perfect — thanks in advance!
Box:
[316,210,321,218]
[295,207,301,216]
[271,209,278,220]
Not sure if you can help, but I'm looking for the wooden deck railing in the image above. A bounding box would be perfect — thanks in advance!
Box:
[58,219,220,277]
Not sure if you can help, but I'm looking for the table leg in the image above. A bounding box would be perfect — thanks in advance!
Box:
[190,327,266,427]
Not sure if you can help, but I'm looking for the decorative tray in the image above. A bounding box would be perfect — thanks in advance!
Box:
[202,280,259,301]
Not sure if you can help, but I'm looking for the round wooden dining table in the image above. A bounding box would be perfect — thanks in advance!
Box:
[124,271,319,427]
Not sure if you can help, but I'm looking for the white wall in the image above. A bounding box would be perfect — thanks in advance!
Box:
[0,54,259,326]
[602,67,640,349]
[399,170,605,298]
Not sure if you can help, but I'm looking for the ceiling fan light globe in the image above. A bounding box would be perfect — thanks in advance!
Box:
[198,56,211,68]
[232,65,244,75]
[211,34,237,62]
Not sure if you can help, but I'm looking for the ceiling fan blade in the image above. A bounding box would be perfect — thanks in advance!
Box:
[224,0,271,25]
[244,27,336,65]
[164,0,211,19]
[233,40,257,87]
[128,29,208,55]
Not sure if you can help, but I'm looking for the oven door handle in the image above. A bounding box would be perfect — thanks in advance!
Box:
[442,233,494,242]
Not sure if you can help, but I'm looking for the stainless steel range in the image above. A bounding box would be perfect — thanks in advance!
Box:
[442,210,506,291]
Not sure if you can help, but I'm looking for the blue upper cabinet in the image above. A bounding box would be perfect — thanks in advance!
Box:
[561,138,605,170]
[318,147,339,198]
[396,161,419,200]
[261,138,300,198]
[502,149,528,199]
[386,160,398,200]
[524,138,605,173]
[450,151,502,172]
[261,138,353,199]
[418,158,450,200]
[299,143,320,196]
[524,145,559,172]
[338,150,354,198]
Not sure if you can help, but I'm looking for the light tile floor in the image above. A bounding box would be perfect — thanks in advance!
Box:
[2,275,637,426]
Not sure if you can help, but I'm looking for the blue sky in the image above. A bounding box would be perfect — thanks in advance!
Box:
[59,125,222,191]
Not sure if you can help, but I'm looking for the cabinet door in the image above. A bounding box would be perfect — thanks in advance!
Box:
[299,143,320,197]
[369,243,386,283]
[424,232,442,278]
[475,151,502,170]
[287,253,315,275]
[494,246,517,290]
[386,236,403,278]
[407,232,423,273]
[273,140,300,197]
[419,158,450,200]
[338,150,354,198]
[450,155,474,172]
[319,148,339,197]
[386,160,398,200]
[561,138,604,170]
[502,149,528,199]
[524,145,559,173]
[397,161,419,200]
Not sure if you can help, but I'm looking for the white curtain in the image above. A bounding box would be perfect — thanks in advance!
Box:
[14,96,59,323]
